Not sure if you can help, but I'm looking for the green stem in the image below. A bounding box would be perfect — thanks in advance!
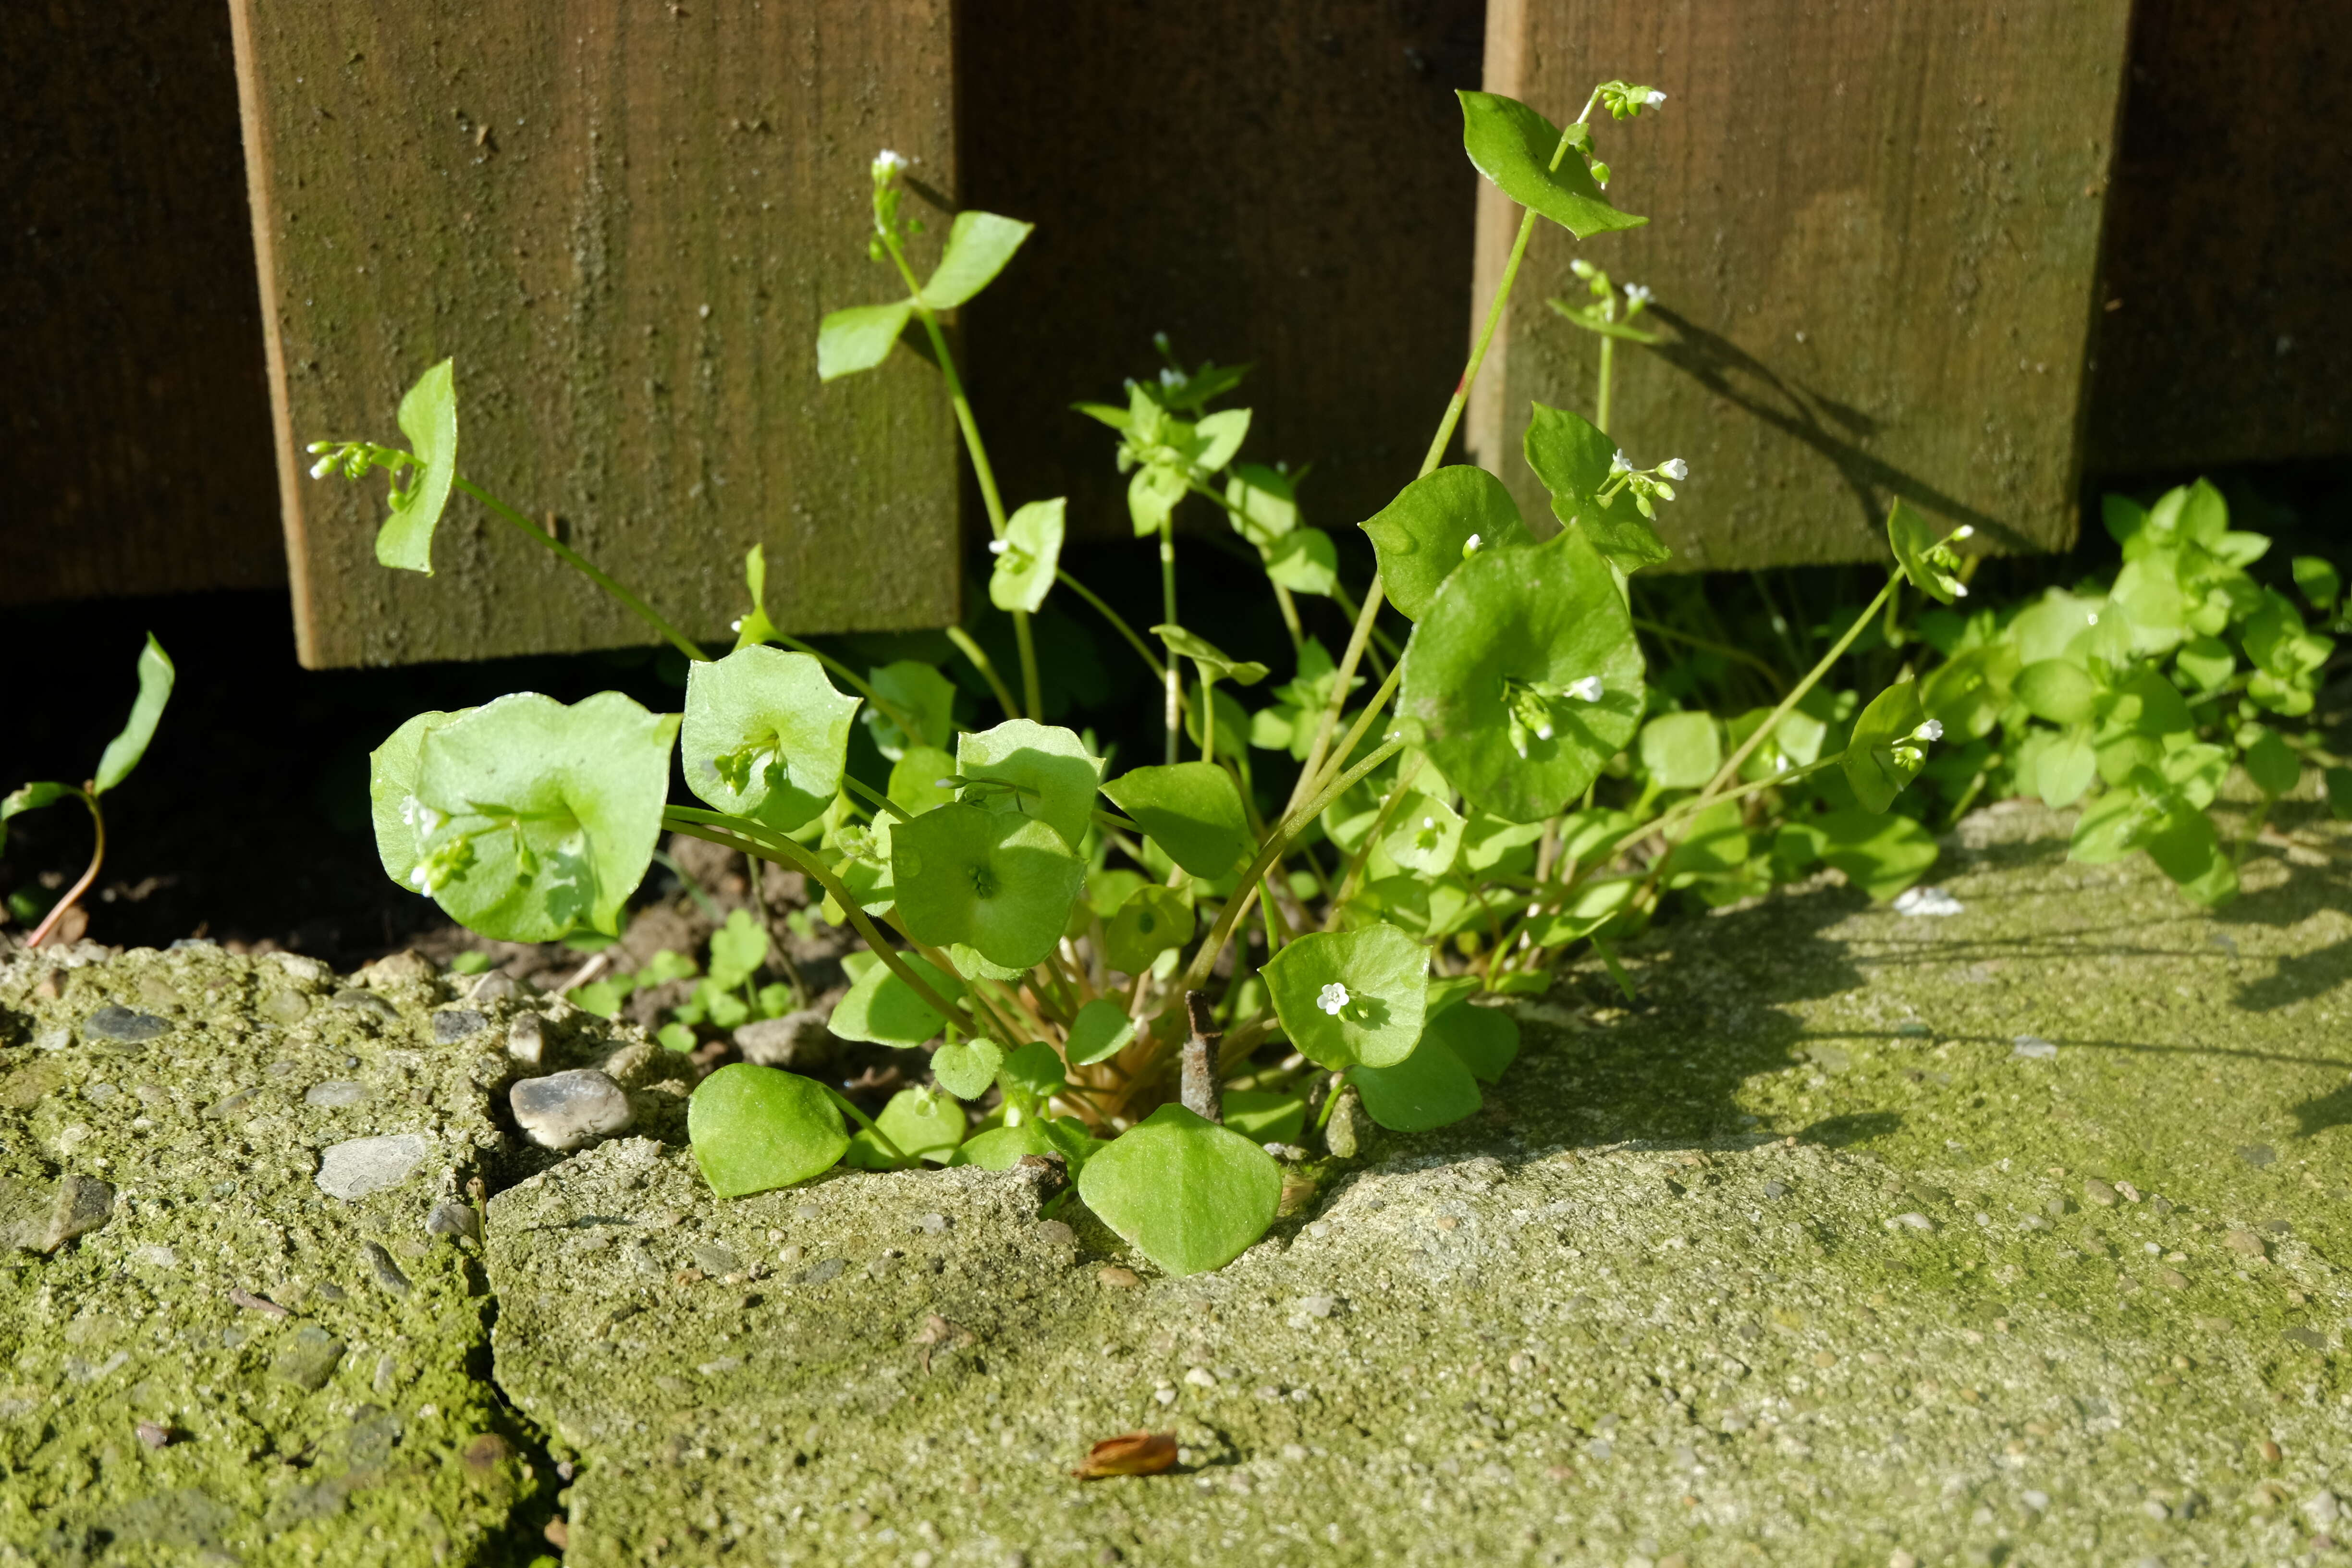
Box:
[1630,616,1786,685]
[1596,331,1615,438]
[1160,521,1181,765]
[823,1086,914,1167]
[841,775,914,824]
[1012,612,1044,721]
[1200,674,1218,762]
[661,808,972,1030]
[945,625,1021,725]
[1692,578,1897,812]
[1055,570,1166,679]
[453,477,708,662]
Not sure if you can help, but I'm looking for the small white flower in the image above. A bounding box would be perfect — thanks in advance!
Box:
[1421,816,1435,829]
[1645,89,1667,106]
[1951,525,1975,540]
[1315,982,1351,1017]
[1566,675,1605,702]
[1623,282,1652,307]
[873,148,907,173]
[407,865,430,891]
[2085,612,2098,625]
[1463,532,1482,552]
[729,617,744,631]
[1159,367,1183,389]
[1918,719,1945,742]
[987,538,1010,555]
[1659,457,1689,481]
[1952,583,1970,598]
[309,456,334,480]
[1535,723,1554,741]
[1610,449,1632,474]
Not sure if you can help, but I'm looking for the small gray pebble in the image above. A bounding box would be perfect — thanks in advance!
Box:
[509,1069,632,1151]
[331,990,400,1023]
[469,971,522,1004]
[82,1005,170,1044]
[1033,1220,1076,1248]
[917,1213,950,1234]
[315,1134,430,1201]
[1762,1180,1788,1199]
[360,1240,412,1298]
[305,1080,369,1109]
[2237,1143,2276,1169]
[425,1200,479,1241]
[271,1325,345,1391]
[432,1009,489,1043]
[694,1245,744,1276]
[506,1013,546,1066]
[795,1257,847,1286]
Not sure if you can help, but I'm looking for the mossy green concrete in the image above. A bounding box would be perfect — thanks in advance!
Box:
[482,800,2351,1568]
[0,944,552,1566]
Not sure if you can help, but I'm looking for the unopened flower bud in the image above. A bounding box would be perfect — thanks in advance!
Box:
[1659,457,1689,481]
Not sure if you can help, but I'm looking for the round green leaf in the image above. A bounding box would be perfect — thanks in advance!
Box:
[1225,464,1298,546]
[688,1064,850,1198]
[989,498,1066,614]
[1886,499,1966,605]
[1065,998,1139,1066]
[2242,727,2302,798]
[894,803,1086,971]
[1522,404,1669,573]
[2014,660,2101,726]
[376,358,457,573]
[1457,90,1647,238]
[1220,1090,1308,1145]
[1076,1103,1282,1276]
[952,1115,1103,1172]
[1841,679,1928,815]
[368,708,471,889]
[1638,711,1722,792]
[1103,884,1194,975]
[863,661,957,760]
[889,745,961,817]
[828,950,966,1046]
[930,1038,1005,1100]
[1102,762,1254,879]
[1424,1002,1519,1084]
[845,1087,966,1168]
[1359,466,1532,621]
[956,719,1104,850]
[1349,1036,1482,1132]
[683,646,861,833]
[1262,527,1340,597]
[411,691,679,942]
[1377,793,1465,876]
[1261,924,1429,1070]
[1399,528,1645,823]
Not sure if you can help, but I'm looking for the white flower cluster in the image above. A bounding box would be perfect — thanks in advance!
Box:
[1316,982,1351,1017]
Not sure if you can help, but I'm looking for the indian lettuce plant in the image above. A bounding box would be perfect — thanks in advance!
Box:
[307,83,2347,1278]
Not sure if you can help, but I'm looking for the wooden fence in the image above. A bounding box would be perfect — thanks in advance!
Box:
[1,0,2343,665]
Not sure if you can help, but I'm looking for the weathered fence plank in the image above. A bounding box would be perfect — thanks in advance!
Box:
[228,0,961,668]
[1468,0,2134,568]
[0,2,282,608]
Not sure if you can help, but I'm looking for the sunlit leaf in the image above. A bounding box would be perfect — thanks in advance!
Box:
[818,301,914,380]
[956,719,1105,850]
[1886,499,1965,605]
[1194,408,1251,470]
[828,950,966,1046]
[1261,923,1429,1071]
[889,745,961,817]
[1224,464,1298,546]
[1262,528,1339,596]
[1104,884,1194,975]
[1065,998,1139,1066]
[375,358,458,574]
[919,212,1034,309]
[1350,1035,1481,1131]
[1102,762,1254,880]
[683,646,862,833]
[844,1087,966,1168]
[863,661,958,760]
[688,1064,848,1198]
[1457,91,1647,238]
[1377,793,1464,876]
[1521,403,1669,573]
[1221,1090,1308,1144]
[894,803,1085,970]
[1152,625,1268,686]
[1358,466,1532,621]
[88,634,176,796]
[989,498,1066,614]
[1638,711,1720,791]
[1841,680,1927,814]
[930,1038,1005,1100]
[1076,1103,1282,1276]
[367,709,472,890]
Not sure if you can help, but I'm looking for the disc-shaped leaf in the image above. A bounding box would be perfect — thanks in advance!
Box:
[817,300,914,381]
[1841,680,1926,814]
[1193,408,1252,470]
[688,1064,849,1198]
[1359,466,1533,621]
[863,661,958,760]
[683,646,861,833]
[956,719,1104,849]
[989,498,1066,614]
[999,1041,1070,1111]
[91,634,175,796]
[1220,1090,1308,1145]
[951,1118,1094,1171]
[377,358,457,574]
[844,1087,966,1168]
[1263,528,1339,596]
[1638,711,1721,792]
[1886,499,1965,604]
[1076,1103,1282,1276]
[1225,464,1298,546]
[2144,806,2237,907]
[1400,528,1645,823]
[919,211,1034,309]
[1458,91,1647,238]
[1424,1000,1519,1083]
[2032,727,2098,810]
[828,951,966,1046]
[893,803,1085,970]
[368,709,472,888]
[1377,793,1465,876]
[1262,923,1429,1071]
[889,746,961,817]
[412,692,678,942]
[2242,727,2302,797]
[1521,403,1670,573]
[1128,464,1188,536]
[930,1038,1005,1100]
[1066,998,1139,1066]
[1349,1035,1482,1131]
[1103,884,1194,975]
[1152,625,1268,686]
[2014,660,2101,726]
[1102,762,1254,879]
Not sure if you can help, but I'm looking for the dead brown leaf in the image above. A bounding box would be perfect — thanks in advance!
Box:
[1071,1431,1177,1480]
